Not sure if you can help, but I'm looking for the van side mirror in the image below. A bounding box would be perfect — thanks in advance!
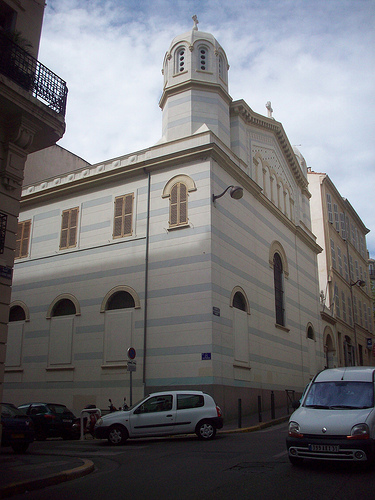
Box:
[292,400,300,409]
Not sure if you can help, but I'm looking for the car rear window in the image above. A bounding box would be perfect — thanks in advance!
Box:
[177,394,204,410]
[47,404,70,414]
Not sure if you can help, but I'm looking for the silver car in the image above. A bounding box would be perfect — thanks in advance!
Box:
[95,390,223,445]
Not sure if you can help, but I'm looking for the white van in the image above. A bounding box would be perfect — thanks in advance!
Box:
[287,367,375,466]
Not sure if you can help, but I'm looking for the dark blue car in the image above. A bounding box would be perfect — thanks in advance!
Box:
[1,403,35,453]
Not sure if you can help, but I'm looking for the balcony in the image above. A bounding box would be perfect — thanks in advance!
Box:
[0,31,67,116]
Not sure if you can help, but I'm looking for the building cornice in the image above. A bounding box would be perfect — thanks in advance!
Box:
[230,100,309,195]
[159,79,232,109]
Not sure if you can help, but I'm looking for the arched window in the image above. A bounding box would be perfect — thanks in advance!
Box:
[307,325,315,340]
[273,253,285,326]
[230,287,250,368]
[52,298,76,317]
[9,305,26,322]
[170,182,187,227]
[47,295,79,367]
[233,291,247,312]
[324,329,335,368]
[6,302,28,368]
[106,291,135,310]
[162,175,196,229]
[197,45,209,71]
[101,286,140,365]
[175,46,186,73]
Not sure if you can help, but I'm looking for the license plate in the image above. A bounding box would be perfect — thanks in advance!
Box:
[63,419,72,423]
[11,433,25,439]
[308,444,339,452]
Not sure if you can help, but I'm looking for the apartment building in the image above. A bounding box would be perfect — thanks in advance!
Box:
[308,170,374,367]
[0,0,67,431]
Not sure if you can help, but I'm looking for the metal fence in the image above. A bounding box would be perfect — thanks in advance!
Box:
[0,31,68,116]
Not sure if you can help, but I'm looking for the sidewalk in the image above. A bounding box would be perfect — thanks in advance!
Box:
[0,449,94,498]
[0,410,290,498]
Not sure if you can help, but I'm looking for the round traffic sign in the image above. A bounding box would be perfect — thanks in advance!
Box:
[127,347,136,360]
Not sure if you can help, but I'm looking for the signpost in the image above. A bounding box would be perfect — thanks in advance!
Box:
[127,347,136,405]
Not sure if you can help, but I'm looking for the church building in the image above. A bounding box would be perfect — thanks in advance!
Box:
[4,19,323,419]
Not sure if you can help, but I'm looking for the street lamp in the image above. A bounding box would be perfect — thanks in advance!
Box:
[212,185,243,203]
[351,280,366,288]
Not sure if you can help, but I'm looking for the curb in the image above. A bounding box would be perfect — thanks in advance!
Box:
[220,415,290,434]
[0,458,95,498]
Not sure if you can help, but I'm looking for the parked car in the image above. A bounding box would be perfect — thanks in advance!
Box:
[18,403,78,440]
[1,403,35,453]
[287,367,375,466]
[95,390,223,445]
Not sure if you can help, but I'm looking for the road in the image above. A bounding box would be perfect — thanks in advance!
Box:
[10,423,375,499]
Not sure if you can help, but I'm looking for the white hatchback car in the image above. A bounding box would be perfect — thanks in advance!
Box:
[287,367,375,466]
[95,390,223,445]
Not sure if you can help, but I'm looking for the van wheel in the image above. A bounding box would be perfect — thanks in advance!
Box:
[289,456,303,466]
[196,421,216,440]
[108,425,128,445]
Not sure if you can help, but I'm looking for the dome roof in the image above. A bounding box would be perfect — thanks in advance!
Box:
[166,16,225,58]
[293,146,308,177]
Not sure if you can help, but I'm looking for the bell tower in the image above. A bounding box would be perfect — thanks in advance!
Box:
[159,16,231,147]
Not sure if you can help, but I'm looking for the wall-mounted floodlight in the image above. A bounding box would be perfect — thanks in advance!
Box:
[212,185,243,203]
[351,279,366,287]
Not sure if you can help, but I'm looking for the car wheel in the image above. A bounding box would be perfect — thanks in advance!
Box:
[108,425,128,445]
[11,443,29,453]
[289,455,303,466]
[196,421,216,440]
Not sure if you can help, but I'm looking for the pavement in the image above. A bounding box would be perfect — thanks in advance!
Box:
[0,409,290,498]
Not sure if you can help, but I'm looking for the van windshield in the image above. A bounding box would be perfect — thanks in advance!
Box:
[304,381,374,409]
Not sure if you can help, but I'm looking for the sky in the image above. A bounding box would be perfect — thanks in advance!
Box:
[38,0,375,256]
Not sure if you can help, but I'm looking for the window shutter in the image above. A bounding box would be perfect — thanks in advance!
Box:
[170,184,178,226]
[20,220,31,257]
[60,211,69,248]
[68,208,78,247]
[113,197,123,237]
[60,208,79,249]
[179,183,187,224]
[15,223,22,258]
[123,194,133,236]
[15,220,32,259]
[113,194,133,238]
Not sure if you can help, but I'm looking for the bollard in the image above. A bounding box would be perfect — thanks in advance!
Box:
[238,398,242,428]
[271,391,275,420]
[258,395,262,422]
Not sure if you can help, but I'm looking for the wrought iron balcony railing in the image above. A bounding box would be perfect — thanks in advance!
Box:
[0,31,67,116]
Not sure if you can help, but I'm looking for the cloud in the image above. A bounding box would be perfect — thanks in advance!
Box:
[38,0,375,255]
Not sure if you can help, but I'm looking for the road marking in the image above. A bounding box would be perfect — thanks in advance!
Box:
[273,450,288,459]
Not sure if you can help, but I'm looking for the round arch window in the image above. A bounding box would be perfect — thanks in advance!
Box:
[9,305,26,322]
[233,291,247,312]
[106,291,135,310]
[52,299,76,317]
[307,325,314,340]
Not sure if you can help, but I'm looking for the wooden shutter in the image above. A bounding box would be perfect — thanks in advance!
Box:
[113,194,133,238]
[179,183,187,224]
[15,220,31,259]
[60,208,79,249]
[123,194,133,236]
[68,208,78,247]
[169,183,187,227]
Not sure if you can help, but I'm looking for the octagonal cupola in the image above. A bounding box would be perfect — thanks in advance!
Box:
[159,16,231,146]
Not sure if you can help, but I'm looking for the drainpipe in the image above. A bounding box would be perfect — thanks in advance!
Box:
[143,170,151,390]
